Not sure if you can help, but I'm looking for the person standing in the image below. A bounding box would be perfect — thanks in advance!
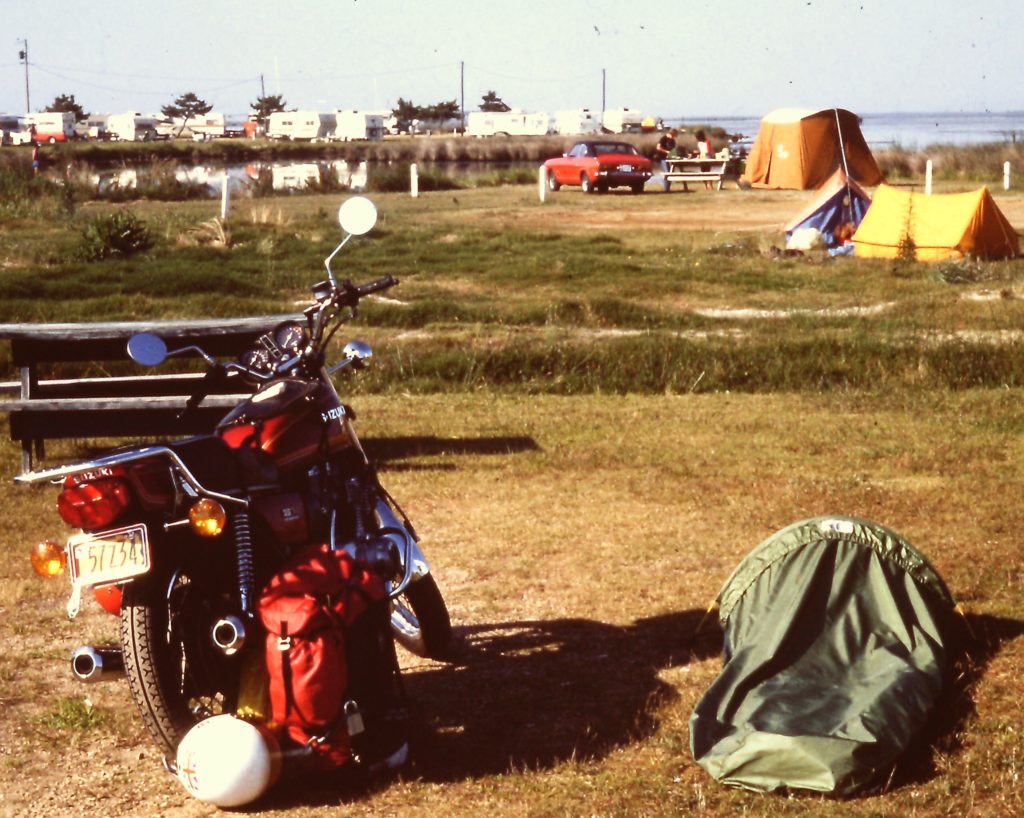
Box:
[653,127,678,191]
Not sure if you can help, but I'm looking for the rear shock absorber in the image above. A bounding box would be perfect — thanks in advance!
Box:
[232,509,256,616]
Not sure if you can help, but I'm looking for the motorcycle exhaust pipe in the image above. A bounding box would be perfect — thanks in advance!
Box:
[71,645,125,683]
[211,615,247,655]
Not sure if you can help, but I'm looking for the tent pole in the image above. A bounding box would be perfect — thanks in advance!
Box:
[835,108,854,223]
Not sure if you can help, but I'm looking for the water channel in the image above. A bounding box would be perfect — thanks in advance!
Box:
[82,159,530,198]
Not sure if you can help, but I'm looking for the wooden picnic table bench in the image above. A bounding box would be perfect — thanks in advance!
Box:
[0,315,301,473]
[663,156,741,191]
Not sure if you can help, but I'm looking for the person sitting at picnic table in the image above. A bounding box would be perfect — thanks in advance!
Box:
[692,129,712,159]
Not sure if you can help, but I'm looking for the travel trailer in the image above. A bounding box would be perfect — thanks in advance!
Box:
[267,111,336,141]
[0,114,33,146]
[331,110,385,141]
[601,108,644,133]
[552,109,603,135]
[107,112,160,141]
[467,110,550,137]
[24,111,76,143]
[76,114,110,140]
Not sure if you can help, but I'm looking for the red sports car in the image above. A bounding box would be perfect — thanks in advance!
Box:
[544,140,652,194]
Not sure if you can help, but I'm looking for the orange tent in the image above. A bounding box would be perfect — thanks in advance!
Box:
[742,108,883,190]
[853,185,1019,261]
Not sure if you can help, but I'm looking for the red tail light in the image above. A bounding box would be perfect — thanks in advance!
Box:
[58,477,131,530]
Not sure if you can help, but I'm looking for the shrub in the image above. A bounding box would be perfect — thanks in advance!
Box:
[77,209,154,261]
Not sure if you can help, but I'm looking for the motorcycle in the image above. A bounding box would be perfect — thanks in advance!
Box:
[19,196,451,757]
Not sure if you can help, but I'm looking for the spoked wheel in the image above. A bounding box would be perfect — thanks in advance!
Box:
[581,173,595,194]
[120,558,244,755]
[547,170,561,191]
[390,574,452,660]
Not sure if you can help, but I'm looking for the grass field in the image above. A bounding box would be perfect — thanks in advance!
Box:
[1,182,1023,816]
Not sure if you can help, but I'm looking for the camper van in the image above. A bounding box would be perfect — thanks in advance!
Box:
[552,109,603,136]
[467,110,550,137]
[24,111,76,143]
[107,112,160,141]
[76,114,110,140]
[267,111,336,141]
[332,110,385,141]
[180,112,226,140]
[602,108,644,134]
[0,114,33,146]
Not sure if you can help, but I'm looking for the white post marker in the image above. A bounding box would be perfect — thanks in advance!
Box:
[220,171,230,219]
[410,163,419,198]
[925,159,933,195]
[538,166,547,203]
[1004,161,1011,190]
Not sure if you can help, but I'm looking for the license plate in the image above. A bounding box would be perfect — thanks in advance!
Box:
[618,164,634,172]
[68,523,150,588]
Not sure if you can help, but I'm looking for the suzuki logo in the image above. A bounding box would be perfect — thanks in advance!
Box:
[321,406,345,423]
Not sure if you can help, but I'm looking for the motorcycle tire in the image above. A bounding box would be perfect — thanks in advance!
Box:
[389,574,453,660]
[120,558,242,755]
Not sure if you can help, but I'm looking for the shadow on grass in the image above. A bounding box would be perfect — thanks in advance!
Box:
[363,435,542,468]
[262,608,720,807]
[889,611,1024,790]
[405,610,722,781]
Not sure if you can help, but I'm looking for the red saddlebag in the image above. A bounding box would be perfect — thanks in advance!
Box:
[258,542,397,770]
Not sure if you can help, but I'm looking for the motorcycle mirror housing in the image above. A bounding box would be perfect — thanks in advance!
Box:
[127,332,168,367]
[325,197,378,286]
[343,340,373,369]
[338,196,377,236]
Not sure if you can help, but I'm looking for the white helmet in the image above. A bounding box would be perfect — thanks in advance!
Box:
[175,715,281,807]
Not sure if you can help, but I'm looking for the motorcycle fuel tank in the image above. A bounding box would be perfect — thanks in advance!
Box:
[218,379,354,471]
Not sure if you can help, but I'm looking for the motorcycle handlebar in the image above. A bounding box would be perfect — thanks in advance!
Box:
[344,275,399,300]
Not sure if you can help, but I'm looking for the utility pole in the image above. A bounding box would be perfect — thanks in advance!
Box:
[459,60,465,133]
[601,68,606,128]
[260,73,266,98]
[19,39,30,113]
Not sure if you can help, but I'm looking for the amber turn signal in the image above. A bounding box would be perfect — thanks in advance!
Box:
[189,498,227,537]
[31,540,67,577]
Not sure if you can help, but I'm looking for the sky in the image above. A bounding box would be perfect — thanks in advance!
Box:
[2,0,1023,120]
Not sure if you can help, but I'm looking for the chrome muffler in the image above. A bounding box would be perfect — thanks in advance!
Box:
[211,615,247,655]
[71,645,125,682]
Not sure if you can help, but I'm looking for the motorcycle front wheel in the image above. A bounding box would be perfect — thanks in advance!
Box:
[390,574,452,660]
[119,557,243,755]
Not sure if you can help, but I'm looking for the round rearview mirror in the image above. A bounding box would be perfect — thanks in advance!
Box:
[342,340,374,368]
[338,196,377,236]
[127,332,168,367]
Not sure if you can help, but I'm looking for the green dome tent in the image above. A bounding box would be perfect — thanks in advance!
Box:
[690,516,965,796]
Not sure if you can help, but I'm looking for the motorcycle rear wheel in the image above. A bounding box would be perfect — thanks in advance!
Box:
[390,574,452,660]
[119,559,242,755]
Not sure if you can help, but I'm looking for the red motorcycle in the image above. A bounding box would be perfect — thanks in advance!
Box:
[20,197,451,756]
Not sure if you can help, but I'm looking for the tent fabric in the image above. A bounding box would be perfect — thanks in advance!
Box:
[852,184,1020,261]
[784,168,872,248]
[742,108,883,190]
[690,516,961,797]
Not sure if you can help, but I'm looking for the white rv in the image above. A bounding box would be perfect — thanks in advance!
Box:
[467,110,550,137]
[552,109,603,136]
[332,110,385,141]
[180,112,226,140]
[602,108,644,134]
[107,112,160,141]
[24,111,76,143]
[0,114,33,146]
[267,111,336,141]
[76,114,110,140]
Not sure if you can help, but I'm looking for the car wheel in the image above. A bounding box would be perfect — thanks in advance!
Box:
[581,174,595,194]
[596,182,609,193]
[631,182,645,194]
[547,169,561,192]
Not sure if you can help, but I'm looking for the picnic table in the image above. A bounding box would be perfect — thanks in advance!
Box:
[0,315,301,473]
[663,156,740,191]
